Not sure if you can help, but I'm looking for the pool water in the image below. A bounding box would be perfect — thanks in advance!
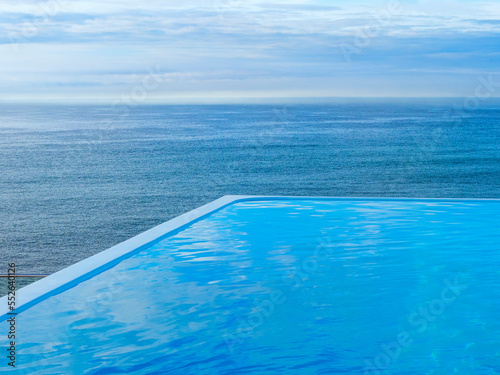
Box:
[1,199,499,374]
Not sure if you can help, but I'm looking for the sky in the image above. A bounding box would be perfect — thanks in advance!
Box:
[1,0,500,101]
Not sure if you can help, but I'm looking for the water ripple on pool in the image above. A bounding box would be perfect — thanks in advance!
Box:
[2,199,499,374]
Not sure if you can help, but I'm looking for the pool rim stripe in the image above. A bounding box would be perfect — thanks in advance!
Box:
[1,195,499,321]
[0,195,247,321]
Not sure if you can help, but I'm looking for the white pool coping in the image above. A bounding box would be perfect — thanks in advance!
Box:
[1,195,499,321]
[0,195,250,320]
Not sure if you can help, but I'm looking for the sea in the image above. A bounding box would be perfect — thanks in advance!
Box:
[1,100,499,275]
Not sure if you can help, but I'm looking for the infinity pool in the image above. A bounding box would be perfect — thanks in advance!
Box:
[1,197,499,374]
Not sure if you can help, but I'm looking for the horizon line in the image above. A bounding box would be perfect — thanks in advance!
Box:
[1,96,500,105]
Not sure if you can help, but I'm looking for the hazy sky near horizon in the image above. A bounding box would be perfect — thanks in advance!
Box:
[1,0,500,100]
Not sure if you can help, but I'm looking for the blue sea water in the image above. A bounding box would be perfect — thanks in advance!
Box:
[0,101,499,274]
[1,198,499,374]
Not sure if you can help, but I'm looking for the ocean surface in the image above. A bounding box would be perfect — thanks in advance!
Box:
[0,101,499,275]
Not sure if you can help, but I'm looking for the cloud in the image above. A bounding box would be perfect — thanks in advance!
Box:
[1,0,500,99]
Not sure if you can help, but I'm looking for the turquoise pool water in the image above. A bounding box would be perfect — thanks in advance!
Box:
[1,198,499,374]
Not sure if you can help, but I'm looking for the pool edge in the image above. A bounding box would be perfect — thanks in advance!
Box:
[0,195,252,321]
[1,195,499,320]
